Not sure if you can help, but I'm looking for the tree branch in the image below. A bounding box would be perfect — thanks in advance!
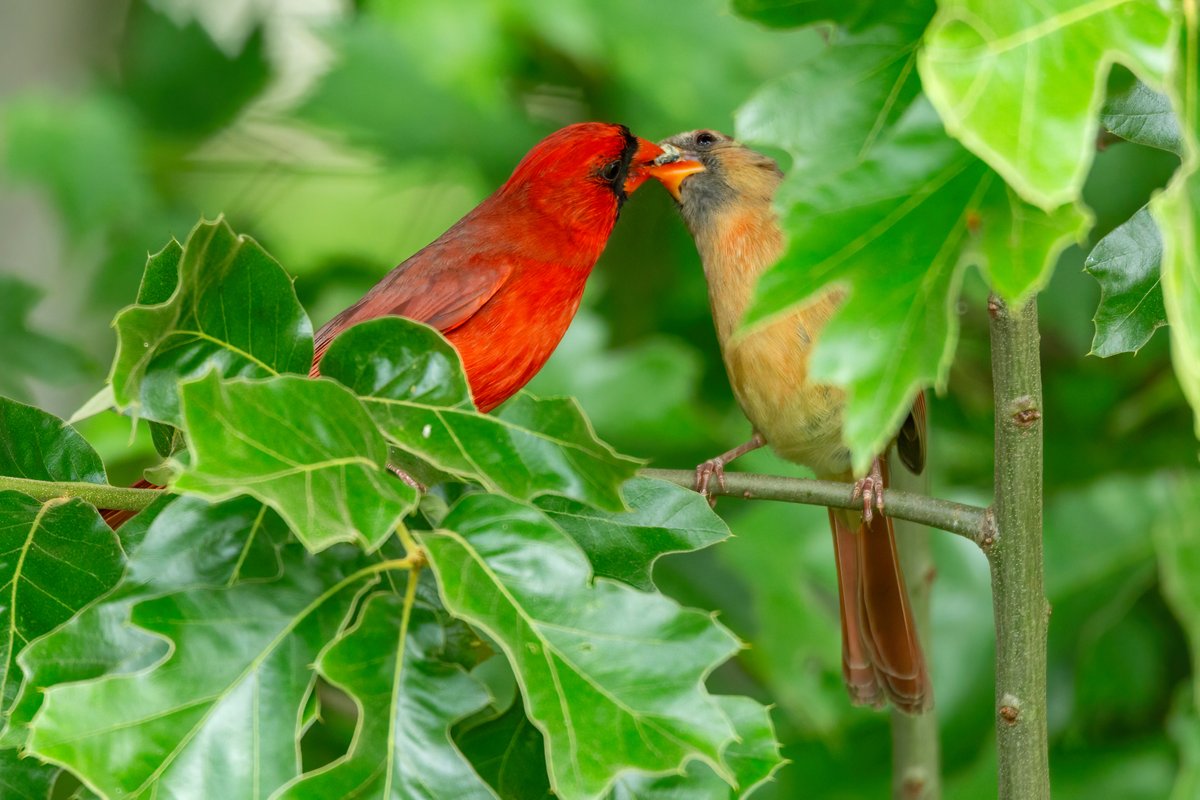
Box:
[640,468,991,547]
[0,475,164,510]
[890,459,941,800]
[987,294,1049,800]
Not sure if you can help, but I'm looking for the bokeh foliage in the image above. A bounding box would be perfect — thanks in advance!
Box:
[0,0,1197,797]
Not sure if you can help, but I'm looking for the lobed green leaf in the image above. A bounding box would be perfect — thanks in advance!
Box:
[110,218,313,427]
[0,495,124,726]
[919,0,1177,209]
[746,98,1082,472]
[277,592,497,799]
[1102,77,1184,155]
[1084,206,1167,357]
[174,372,418,552]
[0,397,106,484]
[321,318,639,511]
[537,477,730,591]
[421,495,741,800]
[27,546,377,798]
[1151,24,1200,442]
[2,496,284,744]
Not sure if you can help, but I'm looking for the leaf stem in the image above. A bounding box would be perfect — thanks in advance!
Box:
[639,468,991,547]
[987,294,1049,800]
[0,476,165,510]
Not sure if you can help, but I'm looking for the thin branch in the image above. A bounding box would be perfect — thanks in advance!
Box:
[640,468,992,547]
[890,459,941,800]
[0,475,165,510]
[987,294,1049,800]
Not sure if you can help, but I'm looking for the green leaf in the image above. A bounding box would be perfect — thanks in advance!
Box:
[919,0,1177,209]
[117,0,270,141]
[730,0,874,29]
[537,477,730,591]
[1153,475,1200,700]
[295,19,528,178]
[1170,697,1200,800]
[0,277,95,402]
[27,546,377,799]
[0,748,58,800]
[1149,14,1200,442]
[712,696,786,797]
[0,494,125,724]
[1084,206,1166,356]
[174,372,418,552]
[736,5,930,175]
[0,397,106,484]
[2,496,283,744]
[610,698,784,799]
[320,318,639,511]
[1,93,150,235]
[457,699,553,800]
[746,99,1083,473]
[110,218,314,426]
[276,592,497,799]
[1102,78,1184,155]
[421,495,740,800]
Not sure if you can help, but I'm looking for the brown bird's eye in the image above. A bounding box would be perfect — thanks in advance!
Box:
[694,131,718,147]
[601,160,622,182]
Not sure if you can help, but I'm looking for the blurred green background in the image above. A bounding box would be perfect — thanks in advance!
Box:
[1,1,1196,797]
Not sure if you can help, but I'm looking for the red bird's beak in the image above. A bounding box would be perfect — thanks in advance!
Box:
[622,138,667,195]
[643,143,705,201]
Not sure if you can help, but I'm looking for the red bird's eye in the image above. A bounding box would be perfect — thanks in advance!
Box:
[600,160,622,182]
[694,131,718,147]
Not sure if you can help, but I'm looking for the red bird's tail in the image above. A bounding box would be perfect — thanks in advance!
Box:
[100,478,158,529]
[828,461,931,714]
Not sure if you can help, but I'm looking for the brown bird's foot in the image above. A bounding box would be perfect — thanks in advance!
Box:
[693,432,767,505]
[850,457,886,523]
[387,463,427,493]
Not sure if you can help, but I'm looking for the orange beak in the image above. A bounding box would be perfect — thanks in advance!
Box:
[642,143,705,201]
[622,137,706,198]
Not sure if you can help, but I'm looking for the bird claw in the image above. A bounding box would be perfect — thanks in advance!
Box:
[851,459,886,523]
[694,458,728,507]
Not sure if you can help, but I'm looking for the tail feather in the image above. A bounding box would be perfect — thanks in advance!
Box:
[829,509,886,708]
[100,478,159,529]
[829,463,931,714]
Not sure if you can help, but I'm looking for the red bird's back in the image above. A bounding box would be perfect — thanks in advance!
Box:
[311,122,666,411]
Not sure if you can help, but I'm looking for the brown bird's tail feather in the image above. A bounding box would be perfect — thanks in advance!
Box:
[828,462,931,714]
[100,478,159,529]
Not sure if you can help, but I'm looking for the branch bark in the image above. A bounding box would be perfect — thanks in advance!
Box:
[641,468,991,547]
[890,457,941,800]
[0,475,161,510]
[987,294,1049,800]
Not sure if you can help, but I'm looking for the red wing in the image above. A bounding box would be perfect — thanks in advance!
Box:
[311,252,513,372]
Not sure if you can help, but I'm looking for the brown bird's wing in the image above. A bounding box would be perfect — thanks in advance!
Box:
[310,251,514,372]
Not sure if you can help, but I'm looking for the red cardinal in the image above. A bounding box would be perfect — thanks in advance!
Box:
[311,122,680,409]
[654,129,931,713]
[104,122,692,525]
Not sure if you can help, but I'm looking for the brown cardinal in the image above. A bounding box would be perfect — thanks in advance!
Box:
[654,129,931,713]
[103,122,695,525]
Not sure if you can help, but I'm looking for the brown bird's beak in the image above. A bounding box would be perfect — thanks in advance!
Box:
[644,143,705,201]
